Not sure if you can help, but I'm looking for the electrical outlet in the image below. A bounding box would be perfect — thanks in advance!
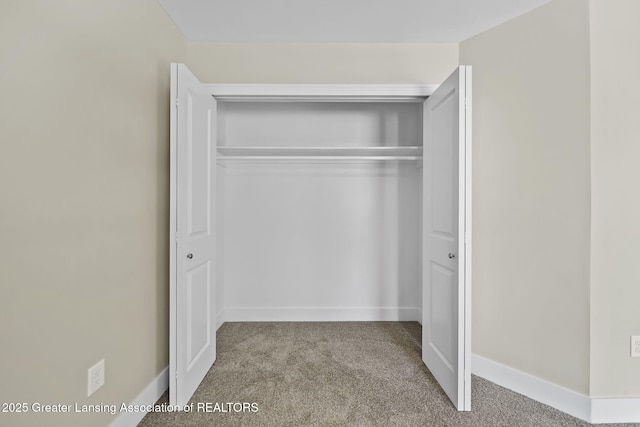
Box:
[87,359,105,396]
[632,336,640,358]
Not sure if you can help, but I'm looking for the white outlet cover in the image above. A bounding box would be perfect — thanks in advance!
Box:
[87,359,105,396]
[631,336,640,358]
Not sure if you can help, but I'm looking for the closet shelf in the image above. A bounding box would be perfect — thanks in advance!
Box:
[217,146,423,160]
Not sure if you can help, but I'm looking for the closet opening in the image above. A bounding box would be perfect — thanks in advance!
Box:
[215,100,423,327]
[169,64,471,411]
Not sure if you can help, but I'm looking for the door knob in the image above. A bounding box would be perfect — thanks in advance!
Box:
[186,253,193,259]
[448,253,456,259]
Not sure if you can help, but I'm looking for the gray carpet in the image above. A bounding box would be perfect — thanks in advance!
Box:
[140,322,638,427]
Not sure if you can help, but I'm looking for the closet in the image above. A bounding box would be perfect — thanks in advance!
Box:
[169,64,471,412]
[217,99,422,323]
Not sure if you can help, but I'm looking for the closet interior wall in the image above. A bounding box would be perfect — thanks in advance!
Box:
[214,100,424,323]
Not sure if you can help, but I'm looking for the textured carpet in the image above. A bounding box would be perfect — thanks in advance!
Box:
[140,322,638,427]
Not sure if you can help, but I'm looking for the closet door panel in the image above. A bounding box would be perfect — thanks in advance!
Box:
[170,63,217,408]
[422,66,471,411]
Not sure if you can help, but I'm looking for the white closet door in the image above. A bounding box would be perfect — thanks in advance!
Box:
[422,66,472,411]
[169,63,217,407]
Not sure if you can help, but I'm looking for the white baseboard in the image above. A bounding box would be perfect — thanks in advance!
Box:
[471,354,591,422]
[109,366,169,427]
[222,307,421,322]
[472,354,640,424]
[215,309,225,330]
[591,397,640,424]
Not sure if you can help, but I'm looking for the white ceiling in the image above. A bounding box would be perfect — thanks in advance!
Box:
[158,0,552,43]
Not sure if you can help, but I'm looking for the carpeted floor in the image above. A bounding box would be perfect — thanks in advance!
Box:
[140,322,638,427]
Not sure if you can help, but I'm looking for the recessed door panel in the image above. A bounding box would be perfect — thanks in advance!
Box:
[430,262,456,369]
[187,92,211,238]
[430,92,457,236]
[187,262,211,369]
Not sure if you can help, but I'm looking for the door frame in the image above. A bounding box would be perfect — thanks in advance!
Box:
[169,70,472,409]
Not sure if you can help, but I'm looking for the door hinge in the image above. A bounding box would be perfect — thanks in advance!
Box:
[175,98,179,108]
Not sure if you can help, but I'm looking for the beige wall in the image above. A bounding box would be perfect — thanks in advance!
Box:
[460,0,591,394]
[589,0,640,398]
[187,42,458,84]
[0,1,185,426]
